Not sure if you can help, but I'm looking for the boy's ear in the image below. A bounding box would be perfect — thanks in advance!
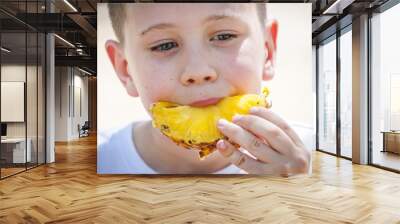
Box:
[105,40,139,97]
[262,19,278,81]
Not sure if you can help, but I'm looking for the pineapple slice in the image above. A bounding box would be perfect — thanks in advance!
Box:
[150,87,271,159]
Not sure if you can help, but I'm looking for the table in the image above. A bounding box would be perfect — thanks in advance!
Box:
[381,131,400,154]
[1,138,31,164]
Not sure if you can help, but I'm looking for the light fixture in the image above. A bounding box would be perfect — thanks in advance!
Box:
[322,0,354,15]
[78,67,92,76]
[1,47,11,53]
[76,48,86,55]
[63,0,78,12]
[54,34,75,48]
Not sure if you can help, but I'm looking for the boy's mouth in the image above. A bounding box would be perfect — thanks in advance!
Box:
[189,97,223,107]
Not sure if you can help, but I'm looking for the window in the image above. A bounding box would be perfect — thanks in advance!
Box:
[340,28,352,158]
[370,2,400,171]
[0,1,47,179]
[318,36,337,154]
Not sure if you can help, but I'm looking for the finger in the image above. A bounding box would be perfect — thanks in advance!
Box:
[249,107,305,147]
[217,119,284,163]
[230,115,296,156]
[216,140,275,174]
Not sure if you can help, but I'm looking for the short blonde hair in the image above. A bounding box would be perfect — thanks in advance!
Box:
[108,3,267,43]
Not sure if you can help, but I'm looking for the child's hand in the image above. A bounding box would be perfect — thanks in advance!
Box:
[216,107,311,176]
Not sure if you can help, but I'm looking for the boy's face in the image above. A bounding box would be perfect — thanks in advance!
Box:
[107,3,277,112]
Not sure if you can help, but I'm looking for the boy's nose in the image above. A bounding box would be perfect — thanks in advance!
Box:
[180,71,217,86]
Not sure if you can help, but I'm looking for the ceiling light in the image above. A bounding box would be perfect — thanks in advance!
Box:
[323,0,355,15]
[63,0,78,12]
[1,47,11,53]
[78,67,92,76]
[54,34,75,48]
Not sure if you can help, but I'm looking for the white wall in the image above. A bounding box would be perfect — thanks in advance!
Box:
[55,67,69,141]
[72,73,89,138]
[267,3,314,151]
[1,65,38,137]
[97,4,148,133]
[54,67,89,141]
[1,65,27,140]
[1,64,46,164]
[1,82,24,123]
[266,3,314,128]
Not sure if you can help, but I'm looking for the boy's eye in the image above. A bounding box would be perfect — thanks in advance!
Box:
[210,33,238,42]
[150,42,178,52]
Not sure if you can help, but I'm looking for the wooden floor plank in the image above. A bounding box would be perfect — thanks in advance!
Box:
[0,135,400,223]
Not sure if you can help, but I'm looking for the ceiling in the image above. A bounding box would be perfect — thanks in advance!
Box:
[0,0,395,75]
[310,0,391,44]
[0,0,99,75]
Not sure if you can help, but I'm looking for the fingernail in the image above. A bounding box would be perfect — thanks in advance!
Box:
[249,107,259,113]
[217,141,232,157]
[217,140,226,150]
[232,115,242,123]
[218,119,229,128]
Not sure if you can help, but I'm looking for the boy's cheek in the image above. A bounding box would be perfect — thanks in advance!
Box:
[135,67,178,98]
[140,83,178,107]
[223,65,263,94]
[221,48,263,76]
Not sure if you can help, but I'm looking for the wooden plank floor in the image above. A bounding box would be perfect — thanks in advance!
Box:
[1,135,400,224]
[1,167,26,178]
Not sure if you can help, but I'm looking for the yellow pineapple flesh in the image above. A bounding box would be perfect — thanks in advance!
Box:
[150,87,271,159]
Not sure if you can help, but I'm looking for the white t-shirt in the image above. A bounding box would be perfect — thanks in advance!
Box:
[97,122,244,174]
[98,121,314,175]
